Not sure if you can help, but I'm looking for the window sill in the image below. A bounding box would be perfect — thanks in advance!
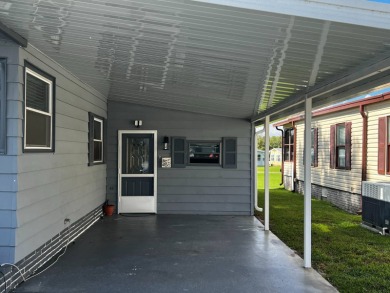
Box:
[88,161,106,166]
[23,148,54,153]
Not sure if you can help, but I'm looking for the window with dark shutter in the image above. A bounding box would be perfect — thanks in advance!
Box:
[171,137,187,168]
[223,137,237,168]
[330,122,351,170]
[378,117,386,175]
[88,112,106,166]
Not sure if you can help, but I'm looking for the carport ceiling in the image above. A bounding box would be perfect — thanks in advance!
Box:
[1,0,390,119]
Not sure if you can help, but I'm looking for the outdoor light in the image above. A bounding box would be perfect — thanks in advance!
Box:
[134,120,142,128]
[163,136,169,150]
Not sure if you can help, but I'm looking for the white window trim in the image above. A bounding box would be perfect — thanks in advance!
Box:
[24,67,53,150]
[93,117,104,163]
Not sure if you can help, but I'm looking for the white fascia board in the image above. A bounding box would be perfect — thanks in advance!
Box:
[193,0,390,30]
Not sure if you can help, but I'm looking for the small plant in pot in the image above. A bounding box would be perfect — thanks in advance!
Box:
[103,200,115,216]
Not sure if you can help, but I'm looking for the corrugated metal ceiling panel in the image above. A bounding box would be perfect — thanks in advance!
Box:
[0,0,389,118]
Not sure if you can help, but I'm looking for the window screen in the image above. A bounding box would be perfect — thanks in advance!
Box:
[24,64,54,152]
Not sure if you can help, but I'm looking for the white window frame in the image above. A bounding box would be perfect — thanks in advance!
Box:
[93,117,104,163]
[24,67,53,150]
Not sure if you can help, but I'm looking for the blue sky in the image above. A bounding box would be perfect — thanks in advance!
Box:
[368,0,390,3]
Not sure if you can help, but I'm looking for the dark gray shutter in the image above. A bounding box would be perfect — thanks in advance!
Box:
[172,137,186,168]
[88,112,94,166]
[0,59,6,154]
[223,137,237,168]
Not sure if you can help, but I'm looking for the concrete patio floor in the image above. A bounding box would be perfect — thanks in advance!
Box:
[14,215,337,293]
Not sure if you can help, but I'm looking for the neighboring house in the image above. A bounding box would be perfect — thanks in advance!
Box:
[257,150,265,166]
[275,92,390,214]
[269,148,282,166]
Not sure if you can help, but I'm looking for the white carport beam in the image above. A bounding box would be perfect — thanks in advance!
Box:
[254,130,263,213]
[303,96,312,268]
[264,115,270,231]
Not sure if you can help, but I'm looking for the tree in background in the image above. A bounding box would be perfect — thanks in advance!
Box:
[257,136,282,150]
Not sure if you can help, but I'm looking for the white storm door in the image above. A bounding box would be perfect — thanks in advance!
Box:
[118,130,157,213]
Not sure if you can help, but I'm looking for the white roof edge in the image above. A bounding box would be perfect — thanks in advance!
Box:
[193,0,390,30]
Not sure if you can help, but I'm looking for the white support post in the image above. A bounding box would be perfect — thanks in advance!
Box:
[264,116,270,231]
[304,97,312,268]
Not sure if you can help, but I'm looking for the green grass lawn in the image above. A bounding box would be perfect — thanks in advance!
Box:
[256,187,390,292]
[257,166,282,189]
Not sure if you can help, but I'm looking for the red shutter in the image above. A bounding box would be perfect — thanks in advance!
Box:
[330,125,336,169]
[345,122,352,170]
[378,117,386,175]
[314,128,318,167]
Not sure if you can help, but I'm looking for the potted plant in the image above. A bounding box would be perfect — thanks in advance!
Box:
[103,200,115,216]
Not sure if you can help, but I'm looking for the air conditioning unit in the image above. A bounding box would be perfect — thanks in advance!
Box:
[361,182,390,234]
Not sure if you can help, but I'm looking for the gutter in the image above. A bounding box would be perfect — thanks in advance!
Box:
[359,105,367,213]
[275,126,284,186]
[293,121,297,192]
[360,105,368,182]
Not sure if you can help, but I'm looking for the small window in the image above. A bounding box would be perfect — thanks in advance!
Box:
[283,128,294,161]
[302,128,318,167]
[188,141,221,165]
[93,118,103,163]
[330,123,351,170]
[88,113,105,165]
[24,64,55,152]
[336,124,346,168]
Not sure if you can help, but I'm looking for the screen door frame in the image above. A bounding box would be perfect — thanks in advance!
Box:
[117,130,157,214]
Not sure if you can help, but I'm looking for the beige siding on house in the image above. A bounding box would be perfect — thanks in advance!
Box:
[366,99,390,183]
[295,109,363,194]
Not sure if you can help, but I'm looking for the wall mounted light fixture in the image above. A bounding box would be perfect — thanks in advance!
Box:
[134,120,142,128]
[163,136,169,150]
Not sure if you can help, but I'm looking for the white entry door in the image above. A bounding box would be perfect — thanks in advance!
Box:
[118,130,157,213]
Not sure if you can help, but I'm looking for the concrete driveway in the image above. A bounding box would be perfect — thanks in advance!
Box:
[14,215,337,293]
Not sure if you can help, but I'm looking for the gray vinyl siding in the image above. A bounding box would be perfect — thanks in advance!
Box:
[107,101,252,215]
[10,45,107,262]
[0,41,20,263]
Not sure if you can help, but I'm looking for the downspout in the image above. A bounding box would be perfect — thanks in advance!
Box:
[253,126,263,213]
[292,121,297,192]
[360,105,367,212]
[276,126,284,186]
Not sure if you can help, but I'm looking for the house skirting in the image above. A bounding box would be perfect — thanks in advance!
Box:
[0,205,103,293]
[294,180,361,214]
